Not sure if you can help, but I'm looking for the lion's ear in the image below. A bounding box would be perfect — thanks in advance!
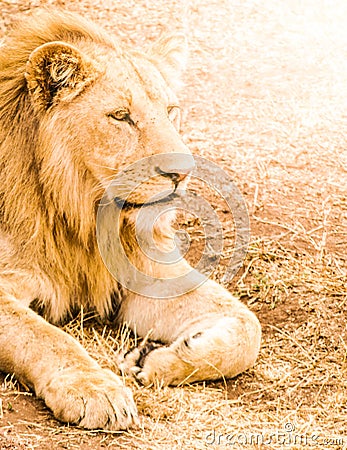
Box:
[148,34,188,90]
[25,41,98,111]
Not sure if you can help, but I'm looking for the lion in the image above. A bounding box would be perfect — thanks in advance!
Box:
[0,10,261,430]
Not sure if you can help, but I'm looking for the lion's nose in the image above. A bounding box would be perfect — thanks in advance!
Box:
[155,166,193,184]
[154,153,195,185]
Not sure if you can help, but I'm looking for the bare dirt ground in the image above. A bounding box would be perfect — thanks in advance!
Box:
[0,0,346,449]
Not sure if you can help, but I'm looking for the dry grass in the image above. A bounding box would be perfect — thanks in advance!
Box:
[1,0,347,449]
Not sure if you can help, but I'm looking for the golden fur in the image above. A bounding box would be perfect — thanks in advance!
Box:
[0,11,119,321]
[0,10,261,430]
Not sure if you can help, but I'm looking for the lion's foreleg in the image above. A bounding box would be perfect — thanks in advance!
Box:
[118,280,261,385]
[0,295,137,429]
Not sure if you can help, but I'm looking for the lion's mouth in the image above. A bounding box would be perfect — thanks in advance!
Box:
[113,190,179,210]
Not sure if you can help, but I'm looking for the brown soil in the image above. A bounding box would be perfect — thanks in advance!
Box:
[1,0,346,449]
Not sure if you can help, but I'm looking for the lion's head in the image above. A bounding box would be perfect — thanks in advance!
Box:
[0,10,194,241]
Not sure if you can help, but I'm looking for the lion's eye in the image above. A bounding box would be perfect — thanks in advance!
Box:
[108,109,131,122]
[167,105,181,130]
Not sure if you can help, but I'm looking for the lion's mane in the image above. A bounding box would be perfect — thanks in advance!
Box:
[0,11,124,322]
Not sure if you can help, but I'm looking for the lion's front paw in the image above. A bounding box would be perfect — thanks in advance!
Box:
[118,341,189,386]
[42,367,138,430]
[118,341,164,385]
